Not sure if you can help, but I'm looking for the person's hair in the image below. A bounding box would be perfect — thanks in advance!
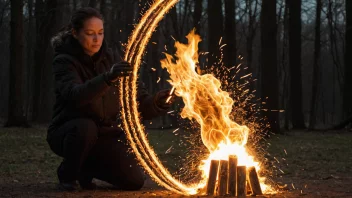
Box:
[51,7,104,47]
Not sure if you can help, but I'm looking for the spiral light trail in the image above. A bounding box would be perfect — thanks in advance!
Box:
[120,0,197,195]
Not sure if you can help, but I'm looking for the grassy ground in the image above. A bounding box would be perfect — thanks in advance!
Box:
[0,122,352,197]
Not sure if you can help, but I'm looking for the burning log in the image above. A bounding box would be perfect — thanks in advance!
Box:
[227,155,237,196]
[217,160,228,196]
[248,166,263,195]
[206,160,219,195]
[237,166,247,198]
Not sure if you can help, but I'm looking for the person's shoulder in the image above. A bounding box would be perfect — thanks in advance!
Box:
[53,53,79,65]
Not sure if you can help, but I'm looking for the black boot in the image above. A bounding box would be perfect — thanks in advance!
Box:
[78,174,96,190]
[57,160,79,191]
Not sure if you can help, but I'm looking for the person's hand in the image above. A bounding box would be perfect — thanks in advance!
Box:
[105,61,133,83]
[154,89,176,109]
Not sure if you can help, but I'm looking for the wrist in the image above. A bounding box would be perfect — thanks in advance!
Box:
[103,72,112,86]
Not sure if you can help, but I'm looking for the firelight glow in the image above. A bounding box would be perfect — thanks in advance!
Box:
[119,0,274,195]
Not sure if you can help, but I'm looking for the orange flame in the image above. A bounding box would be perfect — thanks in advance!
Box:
[161,30,273,192]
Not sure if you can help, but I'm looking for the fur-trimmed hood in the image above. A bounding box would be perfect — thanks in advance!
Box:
[51,31,71,50]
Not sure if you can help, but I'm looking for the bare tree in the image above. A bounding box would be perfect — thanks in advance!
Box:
[344,0,352,118]
[261,0,279,133]
[101,0,112,44]
[193,0,202,33]
[207,0,223,67]
[245,0,259,71]
[309,0,322,129]
[224,0,237,68]
[5,0,28,127]
[32,0,58,121]
[327,0,343,91]
[88,0,99,8]
[288,0,305,129]
[0,0,10,29]
[25,0,34,118]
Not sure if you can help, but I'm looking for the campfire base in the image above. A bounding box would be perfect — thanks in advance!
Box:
[204,155,263,197]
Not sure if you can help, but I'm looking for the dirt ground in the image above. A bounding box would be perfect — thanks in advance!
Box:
[0,123,352,198]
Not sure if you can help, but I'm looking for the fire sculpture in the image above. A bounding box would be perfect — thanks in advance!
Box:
[119,0,275,196]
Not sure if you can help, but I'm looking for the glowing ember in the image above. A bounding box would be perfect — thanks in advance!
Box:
[120,0,274,195]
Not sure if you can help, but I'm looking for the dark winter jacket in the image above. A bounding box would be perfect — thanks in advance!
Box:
[47,34,164,135]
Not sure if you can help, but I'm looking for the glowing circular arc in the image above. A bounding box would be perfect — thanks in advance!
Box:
[119,0,198,195]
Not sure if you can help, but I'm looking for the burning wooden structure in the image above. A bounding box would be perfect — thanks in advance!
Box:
[205,155,263,197]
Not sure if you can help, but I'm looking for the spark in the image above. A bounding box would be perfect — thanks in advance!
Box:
[165,146,173,154]
[166,87,175,103]
[173,128,180,133]
[219,44,227,49]
[240,73,252,79]
[157,77,161,83]
[218,37,223,45]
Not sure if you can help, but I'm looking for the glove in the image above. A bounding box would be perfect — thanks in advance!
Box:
[154,89,176,110]
[104,61,133,84]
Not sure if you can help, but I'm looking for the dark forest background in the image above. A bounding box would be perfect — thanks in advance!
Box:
[0,0,349,134]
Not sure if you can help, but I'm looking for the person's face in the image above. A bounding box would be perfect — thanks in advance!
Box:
[72,17,104,56]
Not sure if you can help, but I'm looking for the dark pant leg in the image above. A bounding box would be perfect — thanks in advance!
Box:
[47,118,98,182]
[86,134,145,190]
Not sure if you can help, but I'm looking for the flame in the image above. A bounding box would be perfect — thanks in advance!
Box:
[121,0,275,195]
[160,30,273,192]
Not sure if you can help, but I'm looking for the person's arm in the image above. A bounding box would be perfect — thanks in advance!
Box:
[53,56,110,107]
[137,82,168,120]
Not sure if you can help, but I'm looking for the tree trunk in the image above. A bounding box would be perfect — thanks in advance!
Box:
[170,5,180,40]
[224,0,236,68]
[309,0,322,129]
[207,0,223,67]
[246,0,259,72]
[101,0,112,44]
[26,0,34,120]
[193,0,202,33]
[288,0,305,129]
[343,0,352,119]
[88,0,99,8]
[72,0,77,11]
[5,0,28,127]
[124,0,135,41]
[327,0,343,93]
[261,0,279,133]
[32,0,44,121]
[32,0,58,121]
[282,0,290,130]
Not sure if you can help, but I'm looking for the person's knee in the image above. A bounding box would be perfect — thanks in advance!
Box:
[72,118,98,145]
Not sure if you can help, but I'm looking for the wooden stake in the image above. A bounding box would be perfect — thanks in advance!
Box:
[206,160,219,195]
[248,166,263,195]
[237,166,247,198]
[228,155,237,196]
[217,160,228,196]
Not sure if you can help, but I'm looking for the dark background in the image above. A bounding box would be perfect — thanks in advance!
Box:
[0,0,348,134]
